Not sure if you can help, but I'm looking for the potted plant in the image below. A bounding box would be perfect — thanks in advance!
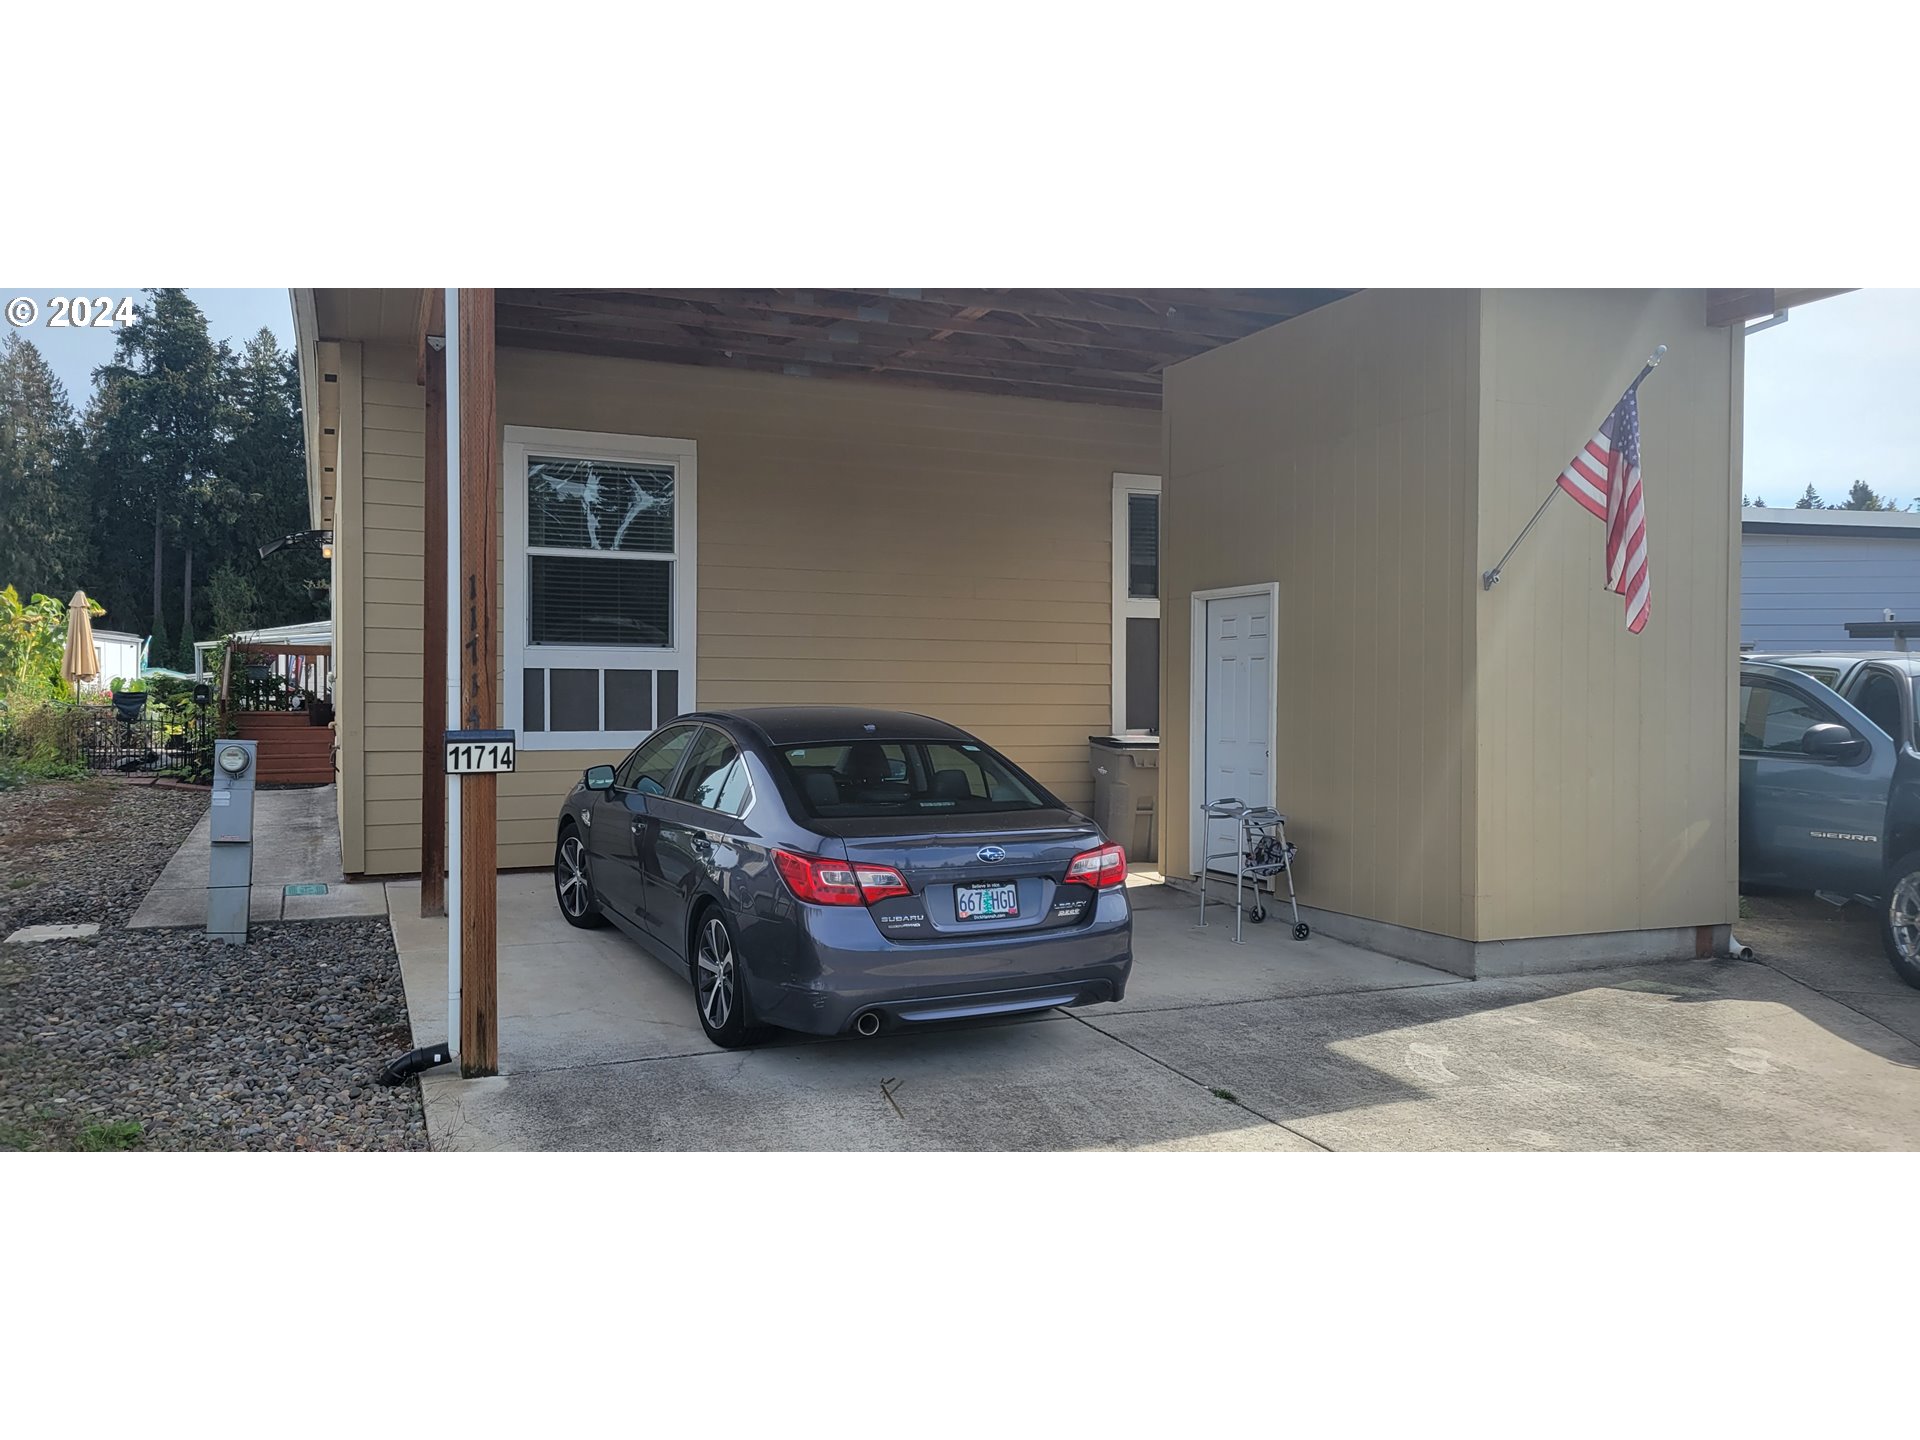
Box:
[304,690,335,727]
[109,676,148,721]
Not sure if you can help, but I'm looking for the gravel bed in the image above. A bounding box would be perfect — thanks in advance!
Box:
[0,781,428,1151]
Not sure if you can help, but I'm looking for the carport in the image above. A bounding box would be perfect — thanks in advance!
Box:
[297,287,1789,1079]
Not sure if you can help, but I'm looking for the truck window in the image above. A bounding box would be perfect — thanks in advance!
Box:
[1851,670,1903,744]
[1740,680,1848,756]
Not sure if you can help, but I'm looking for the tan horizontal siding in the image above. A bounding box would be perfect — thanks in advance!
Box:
[336,342,1155,875]
[338,343,428,876]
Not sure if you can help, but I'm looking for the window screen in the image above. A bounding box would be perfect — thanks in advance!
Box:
[1127,492,1159,600]
[1125,616,1160,733]
[526,453,675,648]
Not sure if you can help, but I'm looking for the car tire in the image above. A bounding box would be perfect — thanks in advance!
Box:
[691,907,772,1048]
[1878,851,1920,990]
[554,827,606,929]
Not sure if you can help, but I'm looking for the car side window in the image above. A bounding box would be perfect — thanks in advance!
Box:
[615,724,696,795]
[1739,680,1849,756]
[1852,669,1903,743]
[673,729,753,816]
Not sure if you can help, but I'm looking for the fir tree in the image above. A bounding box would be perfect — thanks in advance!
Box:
[1839,479,1896,511]
[0,334,89,598]
[88,289,230,648]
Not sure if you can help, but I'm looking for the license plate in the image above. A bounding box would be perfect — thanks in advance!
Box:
[956,882,1019,921]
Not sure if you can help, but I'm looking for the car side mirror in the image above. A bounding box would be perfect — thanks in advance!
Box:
[1801,723,1868,763]
[584,764,616,791]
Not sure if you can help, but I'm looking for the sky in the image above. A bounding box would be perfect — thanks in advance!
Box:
[2,286,1911,509]
[1741,288,1919,508]
[5,288,293,405]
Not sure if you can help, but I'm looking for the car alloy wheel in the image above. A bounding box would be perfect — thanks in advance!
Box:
[691,910,772,1047]
[1890,875,1920,963]
[697,917,736,1030]
[1886,868,1920,988]
[553,831,604,928]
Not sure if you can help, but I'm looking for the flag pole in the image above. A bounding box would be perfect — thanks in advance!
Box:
[1481,345,1666,592]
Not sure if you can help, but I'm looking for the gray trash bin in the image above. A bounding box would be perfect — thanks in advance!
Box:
[1087,735,1159,864]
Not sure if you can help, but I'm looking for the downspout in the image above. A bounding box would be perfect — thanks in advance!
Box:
[444,287,463,1060]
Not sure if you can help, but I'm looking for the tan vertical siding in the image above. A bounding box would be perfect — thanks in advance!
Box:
[1473,290,1737,940]
[1160,291,1482,940]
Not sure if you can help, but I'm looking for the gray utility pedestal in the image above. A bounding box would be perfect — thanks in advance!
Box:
[1088,734,1159,864]
[208,738,258,944]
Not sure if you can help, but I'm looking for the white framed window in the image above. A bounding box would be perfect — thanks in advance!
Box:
[1112,472,1162,734]
[504,426,698,751]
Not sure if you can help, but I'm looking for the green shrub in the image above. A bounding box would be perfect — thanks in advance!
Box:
[77,1121,143,1152]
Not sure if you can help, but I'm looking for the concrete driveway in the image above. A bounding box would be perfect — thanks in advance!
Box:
[385,876,1920,1151]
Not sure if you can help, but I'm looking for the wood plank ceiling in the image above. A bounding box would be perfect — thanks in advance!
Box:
[493,289,1355,408]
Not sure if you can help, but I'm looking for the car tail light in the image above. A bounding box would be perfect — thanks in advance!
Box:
[851,863,912,902]
[1064,842,1127,889]
[772,849,910,906]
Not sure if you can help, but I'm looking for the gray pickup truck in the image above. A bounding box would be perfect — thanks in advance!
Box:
[1740,652,1920,988]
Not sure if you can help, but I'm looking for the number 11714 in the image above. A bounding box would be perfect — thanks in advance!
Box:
[446,742,514,774]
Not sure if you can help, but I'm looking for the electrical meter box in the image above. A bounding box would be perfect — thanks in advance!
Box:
[208,739,259,944]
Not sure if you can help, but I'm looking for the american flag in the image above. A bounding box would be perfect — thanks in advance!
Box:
[1555,383,1649,634]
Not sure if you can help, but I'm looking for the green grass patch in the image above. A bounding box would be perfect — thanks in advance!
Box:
[76,1121,144,1152]
[1209,1087,1239,1103]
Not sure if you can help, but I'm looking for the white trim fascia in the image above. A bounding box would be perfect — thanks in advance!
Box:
[1111,471,1163,734]
[503,424,699,752]
[1187,580,1281,877]
[290,289,323,527]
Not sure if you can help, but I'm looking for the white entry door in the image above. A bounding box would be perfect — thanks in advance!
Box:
[1202,591,1272,871]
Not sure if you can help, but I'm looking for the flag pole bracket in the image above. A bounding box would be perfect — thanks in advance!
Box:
[1480,345,1666,594]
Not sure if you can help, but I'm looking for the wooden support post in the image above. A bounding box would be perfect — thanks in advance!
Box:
[457,289,499,1077]
[420,332,448,918]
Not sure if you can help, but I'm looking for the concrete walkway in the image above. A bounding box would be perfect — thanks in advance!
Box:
[129,785,389,928]
[383,875,1920,1151]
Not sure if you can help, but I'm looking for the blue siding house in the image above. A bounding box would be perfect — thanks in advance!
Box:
[1742,507,1920,651]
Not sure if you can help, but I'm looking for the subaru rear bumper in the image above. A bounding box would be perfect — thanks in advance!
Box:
[749,888,1132,1036]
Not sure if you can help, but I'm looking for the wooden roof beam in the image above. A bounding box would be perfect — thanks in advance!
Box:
[497,327,1160,406]
[494,302,1198,377]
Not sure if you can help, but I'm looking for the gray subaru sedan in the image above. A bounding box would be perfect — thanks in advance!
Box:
[552,707,1133,1047]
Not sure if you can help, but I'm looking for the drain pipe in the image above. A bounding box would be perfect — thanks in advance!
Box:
[377,1043,453,1087]
[443,286,462,1062]
[1727,933,1755,961]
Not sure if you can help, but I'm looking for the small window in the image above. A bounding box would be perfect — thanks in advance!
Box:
[1113,474,1162,735]
[675,730,753,816]
[1127,492,1160,599]
[526,454,676,648]
[615,724,696,796]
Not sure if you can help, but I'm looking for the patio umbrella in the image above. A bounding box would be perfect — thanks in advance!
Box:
[61,590,100,691]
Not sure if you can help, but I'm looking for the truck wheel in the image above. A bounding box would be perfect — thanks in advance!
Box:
[1878,852,1920,990]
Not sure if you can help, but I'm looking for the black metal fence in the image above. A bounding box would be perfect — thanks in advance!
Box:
[0,700,217,779]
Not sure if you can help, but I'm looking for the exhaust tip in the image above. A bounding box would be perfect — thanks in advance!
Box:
[853,1011,882,1037]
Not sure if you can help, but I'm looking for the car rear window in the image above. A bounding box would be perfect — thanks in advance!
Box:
[776,739,1049,818]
